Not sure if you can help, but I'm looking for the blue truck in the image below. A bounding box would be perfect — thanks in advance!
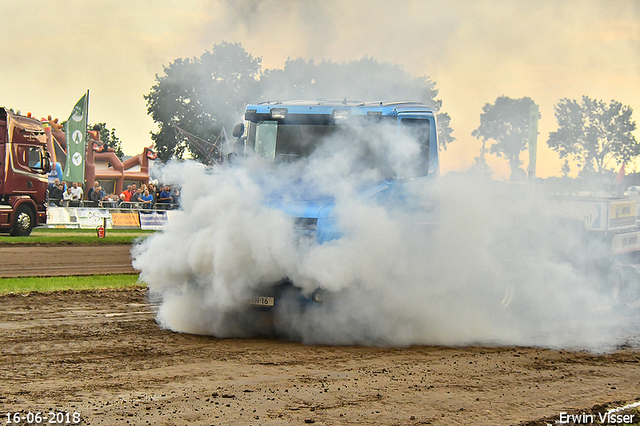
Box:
[229,100,640,322]
[231,100,440,313]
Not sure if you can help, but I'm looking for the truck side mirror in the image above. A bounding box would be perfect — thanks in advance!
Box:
[232,123,245,138]
[43,152,52,173]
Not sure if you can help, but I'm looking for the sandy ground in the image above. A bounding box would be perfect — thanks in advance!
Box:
[0,286,639,426]
[0,245,639,425]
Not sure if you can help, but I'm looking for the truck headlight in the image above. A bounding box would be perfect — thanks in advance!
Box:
[270,108,287,119]
[332,109,350,120]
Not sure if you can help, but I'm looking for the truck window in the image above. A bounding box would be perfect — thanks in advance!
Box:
[253,121,336,161]
[17,146,44,169]
[255,121,278,160]
[400,118,430,176]
[28,146,43,168]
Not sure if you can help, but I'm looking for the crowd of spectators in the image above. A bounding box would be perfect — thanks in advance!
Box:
[47,180,180,210]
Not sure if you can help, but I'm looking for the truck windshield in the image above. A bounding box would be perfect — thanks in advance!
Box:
[254,121,341,162]
[250,118,431,178]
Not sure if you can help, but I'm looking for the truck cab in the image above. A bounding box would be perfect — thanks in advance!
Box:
[0,108,50,235]
[235,100,440,311]
[238,100,438,175]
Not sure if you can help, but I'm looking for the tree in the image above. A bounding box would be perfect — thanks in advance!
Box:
[472,96,539,181]
[145,42,456,161]
[547,96,639,174]
[145,42,262,162]
[261,57,455,148]
[90,123,124,159]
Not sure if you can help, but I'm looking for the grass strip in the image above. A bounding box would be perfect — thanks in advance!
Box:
[0,228,155,245]
[0,274,144,295]
[33,228,154,235]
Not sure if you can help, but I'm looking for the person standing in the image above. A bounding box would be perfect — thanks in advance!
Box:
[61,186,74,206]
[140,189,153,207]
[70,182,83,200]
[131,188,143,204]
[49,183,64,205]
[90,185,104,206]
[120,184,133,202]
[158,185,172,204]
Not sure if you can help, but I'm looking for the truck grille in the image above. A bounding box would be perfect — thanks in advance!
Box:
[294,217,318,232]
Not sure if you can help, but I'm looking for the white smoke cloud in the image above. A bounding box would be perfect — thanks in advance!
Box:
[133,124,634,351]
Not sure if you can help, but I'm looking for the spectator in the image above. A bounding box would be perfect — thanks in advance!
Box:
[140,189,153,207]
[90,185,104,205]
[48,178,61,194]
[171,187,180,205]
[154,184,162,201]
[70,182,83,200]
[120,184,133,202]
[62,186,74,206]
[49,183,64,205]
[131,188,143,204]
[148,183,158,205]
[158,185,172,203]
[87,181,103,201]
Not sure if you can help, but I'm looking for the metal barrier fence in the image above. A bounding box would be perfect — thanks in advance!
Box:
[51,200,179,210]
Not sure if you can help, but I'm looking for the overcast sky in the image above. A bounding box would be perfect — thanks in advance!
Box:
[1,0,638,178]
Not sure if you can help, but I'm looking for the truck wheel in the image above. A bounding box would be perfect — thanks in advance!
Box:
[10,205,34,236]
[607,261,626,308]
[624,279,640,309]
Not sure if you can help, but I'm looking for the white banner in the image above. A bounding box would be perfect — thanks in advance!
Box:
[46,207,177,229]
[47,207,112,229]
[139,211,167,230]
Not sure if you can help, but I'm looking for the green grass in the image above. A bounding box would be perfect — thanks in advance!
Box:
[0,274,145,295]
[0,227,156,245]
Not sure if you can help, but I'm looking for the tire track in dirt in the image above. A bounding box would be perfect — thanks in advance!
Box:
[0,245,137,277]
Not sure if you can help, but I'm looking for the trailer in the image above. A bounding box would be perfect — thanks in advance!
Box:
[544,195,640,308]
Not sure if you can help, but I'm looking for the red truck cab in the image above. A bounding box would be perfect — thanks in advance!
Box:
[0,108,50,236]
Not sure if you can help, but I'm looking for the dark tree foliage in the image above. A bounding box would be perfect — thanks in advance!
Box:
[547,96,639,174]
[145,42,262,162]
[472,96,539,181]
[145,42,455,161]
[90,123,124,159]
[261,57,455,149]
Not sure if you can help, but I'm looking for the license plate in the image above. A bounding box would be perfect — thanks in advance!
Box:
[249,296,274,307]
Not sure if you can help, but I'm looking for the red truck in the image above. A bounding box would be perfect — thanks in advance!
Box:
[0,108,51,236]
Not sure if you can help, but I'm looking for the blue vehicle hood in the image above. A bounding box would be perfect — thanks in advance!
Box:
[268,195,334,219]
[267,181,392,220]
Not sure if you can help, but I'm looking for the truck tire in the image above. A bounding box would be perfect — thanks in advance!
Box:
[606,261,638,309]
[608,262,640,310]
[10,205,34,236]
[607,261,624,306]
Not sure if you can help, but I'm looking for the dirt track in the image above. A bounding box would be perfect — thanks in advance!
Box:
[1,246,639,425]
[0,245,137,277]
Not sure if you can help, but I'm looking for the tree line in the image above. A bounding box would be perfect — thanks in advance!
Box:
[144,42,638,179]
[144,41,454,162]
[473,96,638,181]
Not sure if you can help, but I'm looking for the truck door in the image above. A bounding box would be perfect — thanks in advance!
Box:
[397,114,438,178]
